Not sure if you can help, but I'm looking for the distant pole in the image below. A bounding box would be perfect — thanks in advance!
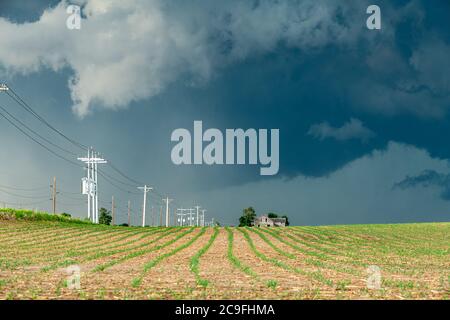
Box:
[195,205,201,227]
[188,208,195,226]
[138,185,152,227]
[163,197,173,227]
[201,209,207,227]
[177,208,188,226]
[52,176,56,214]
[127,200,131,227]
[87,148,91,221]
[94,152,99,223]
[111,195,115,226]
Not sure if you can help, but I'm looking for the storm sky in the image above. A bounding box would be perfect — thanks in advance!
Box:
[0,0,449,226]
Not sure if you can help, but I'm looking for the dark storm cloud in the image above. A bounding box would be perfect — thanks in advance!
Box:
[394,170,450,200]
[0,0,61,23]
[0,0,450,225]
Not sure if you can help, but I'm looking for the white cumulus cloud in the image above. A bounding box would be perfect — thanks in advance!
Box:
[0,0,369,117]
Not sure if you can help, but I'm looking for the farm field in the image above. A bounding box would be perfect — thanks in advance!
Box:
[0,217,449,300]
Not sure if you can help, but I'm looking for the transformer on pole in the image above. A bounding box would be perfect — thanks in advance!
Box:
[78,148,106,223]
[176,208,188,226]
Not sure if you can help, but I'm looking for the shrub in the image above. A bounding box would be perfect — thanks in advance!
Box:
[0,208,90,224]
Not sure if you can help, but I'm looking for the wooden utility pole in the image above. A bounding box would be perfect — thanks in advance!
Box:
[52,176,56,214]
[127,200,131,227]
[111,196,115,226]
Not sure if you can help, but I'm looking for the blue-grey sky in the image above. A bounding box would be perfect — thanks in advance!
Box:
[0,0,449,226]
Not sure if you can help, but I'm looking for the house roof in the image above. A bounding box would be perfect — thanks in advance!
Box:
[254,215,286,223]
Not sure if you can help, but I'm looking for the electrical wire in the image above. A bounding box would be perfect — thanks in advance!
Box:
[5,87,88,150]
[0,187,49,199]
[0,106,82,168]
[1,85,198,215]
[0,104,77,156]
[0,183,49,192]
[97,170,140,195]
[107,161,144,186]
[98,168,138,188]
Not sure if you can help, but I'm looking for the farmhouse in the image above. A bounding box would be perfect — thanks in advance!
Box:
[253,215,286,227]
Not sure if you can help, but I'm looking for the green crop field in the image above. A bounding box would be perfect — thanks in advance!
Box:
[0,210,448,300]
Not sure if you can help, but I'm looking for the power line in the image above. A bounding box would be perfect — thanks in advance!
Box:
[107,161,144,186]
[0,198,50,207]
[0,183,48,192]
[1,83,205,223]
[5,86,87,150]
[0,187,49,199]
[0,106,82,168]
[98,168,138,188]
[0,104,77,156]
[97,170,140,195]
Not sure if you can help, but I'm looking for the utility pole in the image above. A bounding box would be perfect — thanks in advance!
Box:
[52,176,56,214]
[137,185,152,227]
[127,200,131,227]
[187,208,195,226]
[195,205,201,227]
[78,148,107,223]
[177,208,188,226]
[111,196,115,226]
[162,197,173,227]
[201,209,207,227]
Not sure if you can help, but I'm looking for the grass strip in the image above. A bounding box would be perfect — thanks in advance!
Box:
[225,227,258,279]
[131,228,207,287]
[94,228,195,272]
[189,227,219,287]
[246,227,296,259]
[237,228,334,287]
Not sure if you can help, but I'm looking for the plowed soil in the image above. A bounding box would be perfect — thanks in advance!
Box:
[0,220,448,299]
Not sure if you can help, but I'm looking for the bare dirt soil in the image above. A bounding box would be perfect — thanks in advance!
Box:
[0,220,448,299]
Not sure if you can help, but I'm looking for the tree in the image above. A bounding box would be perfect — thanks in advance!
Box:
[267,213,278,219]
[281,215,290,226]
[99,207,112,225]
[239,207,256,227]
